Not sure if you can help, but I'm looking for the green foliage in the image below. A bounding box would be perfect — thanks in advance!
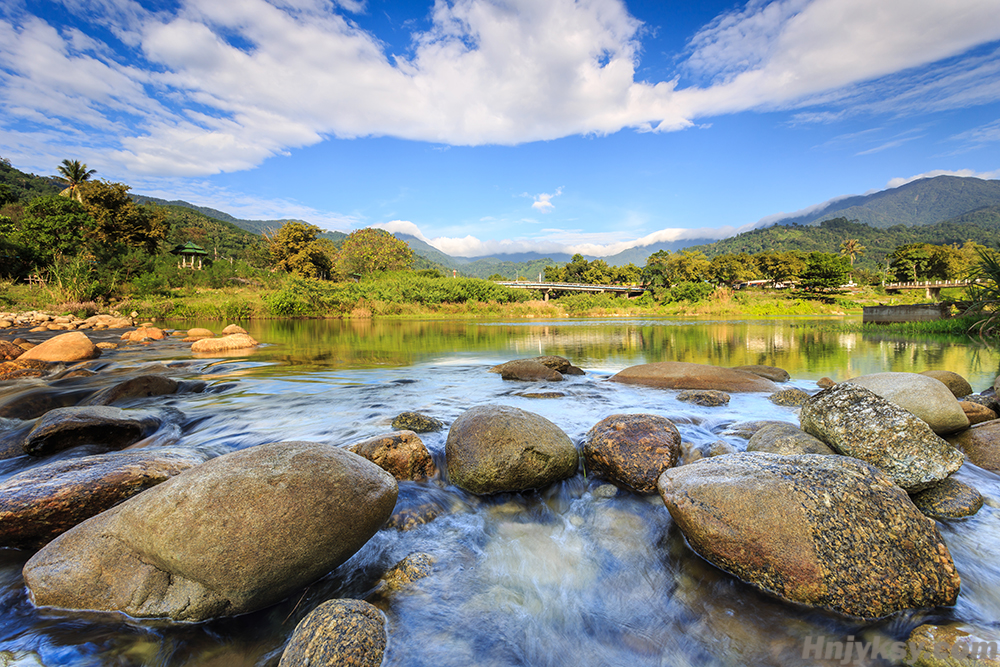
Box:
[78,180,168,256]
[13,196,94,267]
[265,221,336,278]
[709,253,759,284]
[664,281,716,303]
[56,159,97,201]
[839,238,865,265]
[889,243,933,281]
[556,292,628,314]
[755,251,806,285]
[338,228,414,276]
[799,252,851,292]
[0,157,62,202]
[964,248,1000,336]
[47,253,114,302]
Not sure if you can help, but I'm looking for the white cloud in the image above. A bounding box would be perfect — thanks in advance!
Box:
[531,187,563,213]
[3,0,999,179]
[886,168,1000,189]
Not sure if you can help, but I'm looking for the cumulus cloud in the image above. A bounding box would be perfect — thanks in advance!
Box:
[886,168,1000,188]
[531,188,563,213]
[2,0,999,178]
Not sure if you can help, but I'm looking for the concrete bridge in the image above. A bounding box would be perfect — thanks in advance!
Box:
[494,281,647,301]
[884,278,980,299]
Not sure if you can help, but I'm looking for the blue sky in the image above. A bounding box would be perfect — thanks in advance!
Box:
[2,0,999,258]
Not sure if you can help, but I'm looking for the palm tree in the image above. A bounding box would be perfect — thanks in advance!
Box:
[56,159,96,202]
[840,238,866,266]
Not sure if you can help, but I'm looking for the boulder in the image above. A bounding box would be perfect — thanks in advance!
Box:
[0,359,57,382]
[445,404,577,495]
[191,333,259,353]
[0,448,207,548]
[391,411,444,433]
[23,442,397,621]
[747,422,836,456]
[583,414,681,493]
[85,375,181,406]
[946,421,1000,471]
[800,383,965,491]
[609,362,778,392]
[920,370,973,399]
[733,364,790,382]
[959,400,997,426]
[222,324,247,335]
[817,377,836,389]
[719,420,788,440]
[530,355,585,375]
[346,431,438,481]
[0,340,23,360]
[120,327,166,343]
[80,314,132,329]
[22,406,161,457]
[490,359,563,382]
[95,342,118,350]
[963,393,1000,414]
[186,328,214,339]
[845,372,969,435]
[769,388,811,407]
[910,478,983,520]
[675,390,730,407]
[278,599,386,667]
[17,332,100,363]
[707,440,738,457]
[657,453,961,620]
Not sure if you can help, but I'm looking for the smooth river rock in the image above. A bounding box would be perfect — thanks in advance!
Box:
[391,411,444,433]
[800,383,964,491]
[845,372,969,435]
[747,422,836,456]
[23,406,161,456]
[278,599,387,667]
[490,359,563,382]
[609,362,779,392]
[959,400,997,426]
[84,375,180,406]
[23,441,398,621]
[946,420,1000,471]
[733,364,790,382]
[190,333,259,353]
[583,414,681,493]
[657,453,961,620]
[0,448,207,549]
[346,430,438,481]
[446,404,577,495]
[920,370,973,399]
[17,332,101,363]
[0,340,23,360]
[675,390,730,407]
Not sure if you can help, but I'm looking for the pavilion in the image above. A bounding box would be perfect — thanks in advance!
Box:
[170,242,209,270]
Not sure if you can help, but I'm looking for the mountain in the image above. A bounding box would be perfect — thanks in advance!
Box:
[768,176,1000,229]
[0,159,63,200]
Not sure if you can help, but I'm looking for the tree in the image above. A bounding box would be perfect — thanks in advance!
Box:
[562,254,589,283]
[799,252,851,292]
[78,180,168,256]
[57,159,97,202]
[13,195,94,266]
[839,238,865,266]
[889,243,934,281]
[265,221,336,278]
[755,251,806,286]
[642,250,673,291]
[612,263,642,285]
[337,228,413,276]
[668,250,711,283]
[582,259,612,284]
[710,253,759,285]
[0,184,16,207]
[543,265,565,282]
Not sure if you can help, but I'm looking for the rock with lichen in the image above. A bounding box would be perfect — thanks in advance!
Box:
[910,477,983,520]
[583,414,681,493]
[278,599,386,667]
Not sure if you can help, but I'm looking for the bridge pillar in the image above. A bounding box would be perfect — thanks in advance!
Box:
[927,287,940,299]
[543,290,550,302]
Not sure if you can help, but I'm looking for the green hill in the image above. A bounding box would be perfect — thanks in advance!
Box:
[0,158,63,201]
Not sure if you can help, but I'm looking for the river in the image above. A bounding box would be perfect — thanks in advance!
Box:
[0,318,998,666]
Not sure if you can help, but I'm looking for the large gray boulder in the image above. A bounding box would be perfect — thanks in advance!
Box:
[23,442,397,621]
[583,414,680,493]
[657,453,961,620]
[800,383,964,491]
[609,362,778,392]
[445,405,577,495]
[845,372,969,435]
[0,448,207,548]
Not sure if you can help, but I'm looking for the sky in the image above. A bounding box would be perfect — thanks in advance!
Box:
[2,0,1000,258]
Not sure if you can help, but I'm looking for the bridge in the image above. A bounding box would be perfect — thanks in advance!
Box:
[494,281,647,301]
[884,278,980,299]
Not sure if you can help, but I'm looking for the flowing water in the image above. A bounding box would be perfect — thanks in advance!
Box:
[0,318,999,667]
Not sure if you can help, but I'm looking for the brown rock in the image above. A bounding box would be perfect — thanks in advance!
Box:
[609,362,778,392]
[85,375,180,406]
[676,390,730,406]
[386,482,460,531]
[906,623,1000,666]
[846,372,969,435]
[734,364,790,382]
[23,442,398,621]
[0,359,52,380]
[186,327,215,339]
[191,333,259,353]
[769,388,811,407]
[947,421,1000,471]
[23,406,161,456]
[278,599,386,667]
[489,359,563,382]
[583,414,681,493]
[0,340,23,360]
[222,324,247,335]
[817,377,836,389]
[657,453,961,619]
[910,477,983,520]
[960,400,997,426]
[445,404,577,495]
[719,420,789,439]
[346,431,438,481]
[530,355,585,375]
[390,411,444,432]
[0,387,92,420]
[368,552,434,605]
[95,342,118,350]
[0,448,207,548]
[17,332,101,363]
[120,327,166,343]
[920,370,973,399]
[747,422,835,455]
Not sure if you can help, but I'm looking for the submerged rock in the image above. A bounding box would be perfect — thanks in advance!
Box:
[23,406,161,456]
[657,452,961,620]
[490,359,563,382]
[23,442,397,621]
[446,404,577,495]
[769,388,811,407]
[17,332,101,363]
[676,390,730,407]
[530,355,585,375]
[734,364,790,382]
[609,362,778,392]
[0,359,53,380]
[583,414,681,493]
[84,375,180,406]
[0,448,207,548]
[0,340,23,360]
[278,599,386,667]
[906,623,1000,667]
[910,478,983,520]
[747,422,835,456]
[845,372,969,435]
[346,430,438,481]
[391,411,444,433]
[800,383,964,491]
[368,552,435,605]
[947,421,1000,471]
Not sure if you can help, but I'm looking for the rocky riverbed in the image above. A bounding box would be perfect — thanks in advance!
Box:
[1,317,999,666]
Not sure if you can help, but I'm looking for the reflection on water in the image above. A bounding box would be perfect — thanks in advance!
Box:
[0,318,998,666]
